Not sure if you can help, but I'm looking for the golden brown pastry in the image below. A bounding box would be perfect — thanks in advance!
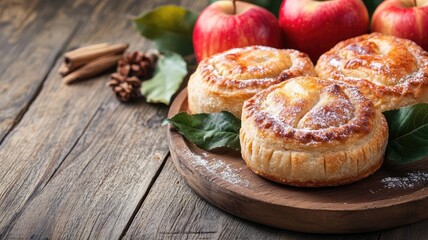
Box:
[240,76,388,187]
[316,33,428,112]
[188,45,316,118]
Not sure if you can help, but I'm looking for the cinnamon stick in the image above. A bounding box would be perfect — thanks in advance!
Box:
[58,62,69,76]
[64,42,110,57]
[63,43,128,74]
[63,54,122,84]
[59,43,112,76]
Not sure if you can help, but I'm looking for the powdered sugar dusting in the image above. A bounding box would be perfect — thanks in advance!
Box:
[381,171,428,189]
[300,97,354,130]
[329,58,342,68]
[189,151,250,187]
[369,61,386,72]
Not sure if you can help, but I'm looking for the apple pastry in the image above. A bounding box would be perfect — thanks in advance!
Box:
[188,45,316,118]
[316,32,428,112]
[240,76,388,187]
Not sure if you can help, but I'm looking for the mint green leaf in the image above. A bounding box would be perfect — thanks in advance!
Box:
[133,5,198,55]
[384,104,428,163]
[141,51,187,105]
[165,111,241,151]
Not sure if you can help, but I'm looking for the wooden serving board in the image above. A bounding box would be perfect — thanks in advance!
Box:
[167,89,428,234]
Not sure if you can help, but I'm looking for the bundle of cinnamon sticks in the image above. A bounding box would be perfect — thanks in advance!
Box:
[59,43,129,84]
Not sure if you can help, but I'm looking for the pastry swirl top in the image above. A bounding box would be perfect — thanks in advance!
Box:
[188,45,316,117]
[315,33,428,112]
[198,45,316,94]
[242,77,378,149]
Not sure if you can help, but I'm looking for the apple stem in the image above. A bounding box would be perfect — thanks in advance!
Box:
[232,0,236,15]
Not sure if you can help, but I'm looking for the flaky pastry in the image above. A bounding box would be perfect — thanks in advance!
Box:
[316,33,428,112]
[188,46,316,117]
[240,77,388,187]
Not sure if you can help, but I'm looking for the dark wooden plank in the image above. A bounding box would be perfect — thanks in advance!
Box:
[124,158,380,239]
[0,0,65,140]
[0,0,36,39]
[0,0,104,235]
[0,0,100,142]
[379,219,428,240]
[0,0,206,238]
[0,1,210,239]
[4,101,170,239]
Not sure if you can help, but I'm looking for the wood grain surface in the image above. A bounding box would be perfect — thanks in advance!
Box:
[167,89,428,234]
[124,157,382,239]
[0,0,171,238]
[0,0,78,142]
[0,0,427,239]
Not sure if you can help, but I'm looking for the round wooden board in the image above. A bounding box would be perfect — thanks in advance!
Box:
[167,89,428,234]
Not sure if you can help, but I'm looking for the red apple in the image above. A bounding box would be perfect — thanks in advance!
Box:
[193,0,283,62]
[279,0,369,63]
[371,0,428,51]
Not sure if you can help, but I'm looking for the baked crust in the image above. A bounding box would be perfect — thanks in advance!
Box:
[188,46,316,117]
[240,77,388,187]
[316,32,428,112]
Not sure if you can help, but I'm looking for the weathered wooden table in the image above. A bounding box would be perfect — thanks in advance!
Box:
[1,0,427,239]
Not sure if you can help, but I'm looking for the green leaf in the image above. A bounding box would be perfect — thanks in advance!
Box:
[165,111,241,151]
[209,0,282,17]
[384,104,428,164]
[141,51,187,105]
[251,0,282,17]
[133,5,198,55]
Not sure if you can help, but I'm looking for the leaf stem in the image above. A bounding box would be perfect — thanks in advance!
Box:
[232,0,236,15]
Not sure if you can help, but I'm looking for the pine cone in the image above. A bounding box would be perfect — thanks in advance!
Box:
[107,73,141,102]
[108,50,158,102]
[117,51,157,80]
